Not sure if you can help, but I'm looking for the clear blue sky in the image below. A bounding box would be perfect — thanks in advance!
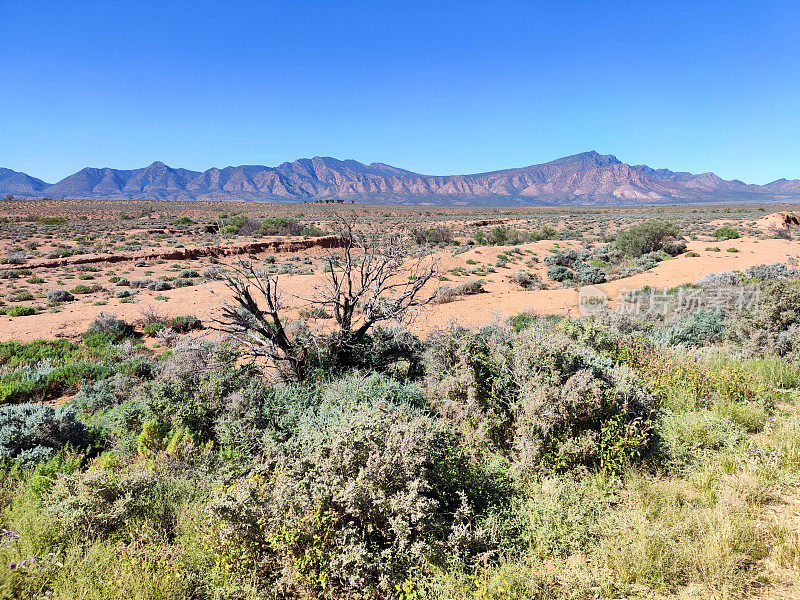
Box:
[1,0,798,184]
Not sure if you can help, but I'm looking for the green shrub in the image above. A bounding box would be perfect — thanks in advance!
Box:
[511,325,652,472]
[713,226,740,240]
[38,216,67,225]
[0,306,36,317]
[575,265,606,284]
[83,313,135,346]
[6,290,34,302]
[615,219,680,257]
[411,225,453,245]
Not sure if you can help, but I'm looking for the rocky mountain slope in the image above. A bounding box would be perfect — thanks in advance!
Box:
[3,152,799,205]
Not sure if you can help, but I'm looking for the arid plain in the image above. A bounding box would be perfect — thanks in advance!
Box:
[0,199,797,343]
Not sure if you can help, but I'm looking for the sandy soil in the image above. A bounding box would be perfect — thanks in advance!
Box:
[0,233,797,342]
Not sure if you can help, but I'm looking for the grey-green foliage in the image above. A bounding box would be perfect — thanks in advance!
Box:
[653,310,726,347]
[47,289,74,303]
[207,371,493,597]
[727,278,800,356]
[575,265,606,284]
[0,403,89,464]
[85,312,135,342]
[44,464,199,542]
[547,265,574,282]
[425,322,653,471]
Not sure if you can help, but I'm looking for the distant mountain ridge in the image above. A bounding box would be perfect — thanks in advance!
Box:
[3,152,799,205]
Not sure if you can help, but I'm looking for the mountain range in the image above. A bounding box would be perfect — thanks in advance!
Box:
[2,152,799,205]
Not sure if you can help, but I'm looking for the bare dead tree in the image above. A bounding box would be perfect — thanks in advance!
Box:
[212,261,308,380]
[213,214,438,380]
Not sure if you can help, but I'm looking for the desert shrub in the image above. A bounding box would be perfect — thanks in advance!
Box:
[205,379,494,598]
[512,270,545,290]
[543,249,578,268]
[546,265,574,282]
[653,310,726,347]
[615,219,680,257]
[302,327,427,381]
[1,253,28,265]
[84,313,135,346]
[43,464,199,542]
[255,216,303,236]
[741,262,799,282]
[72,374,139,415]
[556,317,623,356]
[0,359,118,405]
[220,214,259,235]
[38,216,67,225]
[529,225,560,241]
[425,325,516,450]
[454,280,486,295]
[696,270,740,287]
[47,289,75,303]
[0,403,89,464]
[298,306,332,319]
[0,306,37,317]
[487,226,510,245]
[426,323,652,472]
[143,315,202,337]
[5,290,34,302]
[713,226,740,240]
[574,265,606,284]
[511,325,652,472]
[87,343,249,454]
[177,269,199,278]
[661,238,687,256]
[147,279,173,292]
[70,284,93,294]
[412,225,453,245]
[727,278,800,356]
[433,280,486,303]
[0,339,88,368]
[172,277,194,288]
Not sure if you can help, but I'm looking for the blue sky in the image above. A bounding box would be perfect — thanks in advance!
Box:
[1,0,798,184]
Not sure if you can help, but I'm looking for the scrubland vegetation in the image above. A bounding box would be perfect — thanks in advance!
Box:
[0,203,798,598]
[0,245,799,599]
